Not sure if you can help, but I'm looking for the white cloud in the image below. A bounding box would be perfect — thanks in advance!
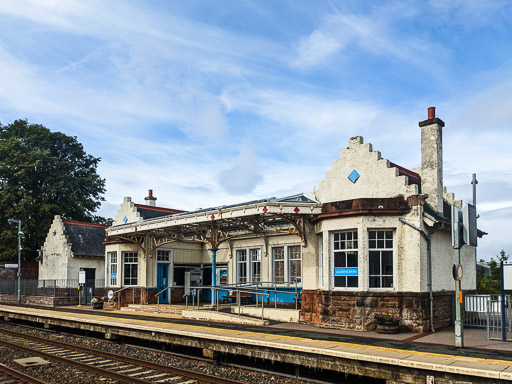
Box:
[291,30,343,69]
[219,144,263,194]
[289,7,446,76]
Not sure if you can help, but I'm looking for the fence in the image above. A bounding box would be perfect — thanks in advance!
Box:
[464,294,502,328]
[0,279,105,300]
[465,294,512,341]
[487,296,512,341]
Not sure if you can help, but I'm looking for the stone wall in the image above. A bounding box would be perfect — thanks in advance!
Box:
[301,290,454,333]
[0,294,77,307]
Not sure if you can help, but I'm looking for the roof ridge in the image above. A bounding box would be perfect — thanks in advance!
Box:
[62,220,108,228]
[134,203,185,214]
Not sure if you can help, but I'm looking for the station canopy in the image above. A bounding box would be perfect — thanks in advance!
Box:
[106,194,323,253]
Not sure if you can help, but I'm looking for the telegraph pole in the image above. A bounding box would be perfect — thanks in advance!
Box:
[471,174,478,266]
[8,218,23,304]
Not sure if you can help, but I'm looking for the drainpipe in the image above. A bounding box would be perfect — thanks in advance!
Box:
[399,218,445,333]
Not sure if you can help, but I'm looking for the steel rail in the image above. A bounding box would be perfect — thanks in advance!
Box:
[0,338,154,384]
[0,328,241,384]
[0,363,49,384]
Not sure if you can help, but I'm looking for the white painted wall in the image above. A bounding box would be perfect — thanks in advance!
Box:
[315,136,418,203]
[39,215,104,282]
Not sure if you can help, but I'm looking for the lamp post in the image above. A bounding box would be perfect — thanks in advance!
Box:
[8,219,23,304]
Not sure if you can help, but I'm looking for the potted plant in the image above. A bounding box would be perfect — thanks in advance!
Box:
[374,312,401,334]
[91,296,104,309]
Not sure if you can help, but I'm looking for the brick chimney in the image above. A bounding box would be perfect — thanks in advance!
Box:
[144,189,157,206]
[419,107,445,213]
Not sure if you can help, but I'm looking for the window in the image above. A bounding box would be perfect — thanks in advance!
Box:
[368,230,393,288]
[236,249,247,283]
[273,247,285,283]
[108,252,118,286]
[236,248,261,283]
[157,249,171,262]
[288,246,301,282]
[333,231,358,288]
[272,245,302,284]
[123,252,138,286]
[250,248,261,283]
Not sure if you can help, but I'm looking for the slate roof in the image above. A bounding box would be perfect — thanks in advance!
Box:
[423,201,487,237]
[146,193,319,222]
[62,220,108,257]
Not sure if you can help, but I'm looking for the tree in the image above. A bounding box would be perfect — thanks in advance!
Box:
[0,120,108,261]
[477,250,509,294]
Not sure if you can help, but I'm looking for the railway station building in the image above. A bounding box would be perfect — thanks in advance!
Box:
[104,108,479,332]
[38,216,108,291]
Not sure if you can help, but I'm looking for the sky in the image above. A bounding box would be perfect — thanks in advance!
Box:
[0,0,511,260]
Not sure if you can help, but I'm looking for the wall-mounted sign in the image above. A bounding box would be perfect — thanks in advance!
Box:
[110,274,117,279]
[334,268,359,276]
[503,263,512,290]
[348,170,360,183]
[5,264,18,268]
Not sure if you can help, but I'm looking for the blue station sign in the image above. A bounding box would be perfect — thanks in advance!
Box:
[334,268,358,276]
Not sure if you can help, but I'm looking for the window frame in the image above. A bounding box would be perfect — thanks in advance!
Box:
[331,230,359,289]
[235,248,261,283]
[157,249,171,262]
[123,251,138,286]
[271,244,302,285]
[368,229,394,289]
[108,251,118,286]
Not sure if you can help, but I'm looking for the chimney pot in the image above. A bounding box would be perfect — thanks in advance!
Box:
[144,189,157,206]
[428,107,435,120]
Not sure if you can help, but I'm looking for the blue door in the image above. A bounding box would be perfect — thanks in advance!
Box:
[157,264,169,304]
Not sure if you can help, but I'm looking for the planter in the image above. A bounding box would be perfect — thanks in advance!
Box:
[92,302,103,309]
[376,322,400,334]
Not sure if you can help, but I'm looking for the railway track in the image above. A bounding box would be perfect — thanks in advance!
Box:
[0,363,48,384]
[0,328,241,384]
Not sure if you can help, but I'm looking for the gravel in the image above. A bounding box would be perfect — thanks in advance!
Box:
[0,321,314,384]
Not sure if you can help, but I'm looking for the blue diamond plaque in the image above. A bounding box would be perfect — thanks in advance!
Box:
[348,170,360,183]
[123,216,128,224]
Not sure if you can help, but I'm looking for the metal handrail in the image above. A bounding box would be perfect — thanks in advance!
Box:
[111,286,131,309]
[156,286,174,313]
[112,287,142,310]
[210,286,270,320]
[226,280,302,310]
[183,288,201,309]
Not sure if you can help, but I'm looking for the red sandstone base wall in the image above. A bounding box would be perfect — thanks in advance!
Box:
[301,290,454,333]
[0,294,77,307]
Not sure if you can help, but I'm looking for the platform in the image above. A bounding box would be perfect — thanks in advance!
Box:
[1,304,511,384]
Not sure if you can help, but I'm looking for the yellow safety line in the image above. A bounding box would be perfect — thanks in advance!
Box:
[2,306,512,367]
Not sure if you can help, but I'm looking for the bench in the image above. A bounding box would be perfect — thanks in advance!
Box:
[221,291,253,304]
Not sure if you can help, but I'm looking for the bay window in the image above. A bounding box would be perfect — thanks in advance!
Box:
[123,252,138,286]
[333,231,358,288]
[108,251,118,286]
